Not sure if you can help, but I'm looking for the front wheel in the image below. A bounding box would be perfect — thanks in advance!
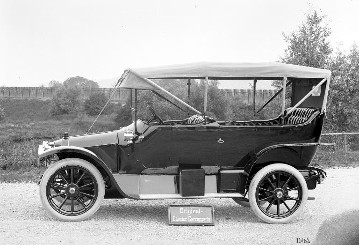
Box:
[39,158,105,221]
[248,163,308,224]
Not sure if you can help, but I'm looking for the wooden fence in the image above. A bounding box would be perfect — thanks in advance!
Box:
[0,87,124,102]
[0,87,278,104]
[321,132,359,152]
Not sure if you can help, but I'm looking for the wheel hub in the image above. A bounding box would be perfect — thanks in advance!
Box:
[66,184,79,197]
[69,187,76,194]
[274,188,286,199]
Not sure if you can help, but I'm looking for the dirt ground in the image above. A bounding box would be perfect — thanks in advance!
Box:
[0,168,358,245]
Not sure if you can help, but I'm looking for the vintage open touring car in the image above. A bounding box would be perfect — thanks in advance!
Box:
[38,62,330,223]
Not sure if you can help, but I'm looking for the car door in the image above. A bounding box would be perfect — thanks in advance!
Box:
[217,126,256,167]
[170,124,219,166]
[133,126,172,169]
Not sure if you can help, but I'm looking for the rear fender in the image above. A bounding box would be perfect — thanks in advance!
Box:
[39,146,128,198]
[237,143,319,194]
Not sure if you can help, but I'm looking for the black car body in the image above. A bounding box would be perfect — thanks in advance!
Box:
[38,62,330,223]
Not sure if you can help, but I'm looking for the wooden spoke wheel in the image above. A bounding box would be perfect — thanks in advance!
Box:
[39,158,105,221]
[248,163,308,224]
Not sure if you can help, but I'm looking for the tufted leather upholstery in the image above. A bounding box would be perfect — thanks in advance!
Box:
[234,118,281,126]
[185,115,216,125]
[233,107,320,126]
[283,107,320,125]
[186,114,206,125]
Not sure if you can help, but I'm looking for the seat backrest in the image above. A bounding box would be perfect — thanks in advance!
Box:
[186,114,205,125]
[283,107,320,125]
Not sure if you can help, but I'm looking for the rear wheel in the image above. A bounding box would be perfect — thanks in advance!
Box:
[39,158,105,221]
[248,163,308,224]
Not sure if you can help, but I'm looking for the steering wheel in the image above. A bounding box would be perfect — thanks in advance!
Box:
[147,106,164,125]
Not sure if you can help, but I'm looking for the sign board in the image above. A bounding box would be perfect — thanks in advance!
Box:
[168,205,214,226]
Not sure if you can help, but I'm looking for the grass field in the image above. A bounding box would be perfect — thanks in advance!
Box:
[0,98,358,183]
[0,98,119,182]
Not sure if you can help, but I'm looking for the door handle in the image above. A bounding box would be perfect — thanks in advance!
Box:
[217,138,224,144]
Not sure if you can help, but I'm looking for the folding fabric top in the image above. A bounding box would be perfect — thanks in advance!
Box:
[132,62,331,80]
[118,62,331,89]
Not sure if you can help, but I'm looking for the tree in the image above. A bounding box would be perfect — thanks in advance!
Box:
[114,102,132,127]
[326,44,359,132]
[48,80,62,88]
[50,86,82,115]
[281,10,332,68]
[63,76,99,90]
[0,105,5,122]
[48,76,100,116]
[84,92,112,116]
[188,80,230,120]
[275,10,337,127]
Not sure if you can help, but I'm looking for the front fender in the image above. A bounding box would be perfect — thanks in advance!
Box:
[39,145,99,160]
[39,146,128,198]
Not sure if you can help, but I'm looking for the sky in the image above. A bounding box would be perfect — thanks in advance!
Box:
[0,0,358,89]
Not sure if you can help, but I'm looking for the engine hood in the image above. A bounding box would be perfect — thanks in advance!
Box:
[53,130,120,148]
[52,120,148,148]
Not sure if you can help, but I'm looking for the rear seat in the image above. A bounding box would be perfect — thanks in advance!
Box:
[234,118,281,126]
[233,107,320,126]
[283,107,320,125]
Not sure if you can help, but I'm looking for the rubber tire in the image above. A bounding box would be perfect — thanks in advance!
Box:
[39,158,105,222]
[248,163,308,224]
[232,197,250,207]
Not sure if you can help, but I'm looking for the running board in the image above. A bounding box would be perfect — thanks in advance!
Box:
[138,194,315,200]
[138,193,243,200]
